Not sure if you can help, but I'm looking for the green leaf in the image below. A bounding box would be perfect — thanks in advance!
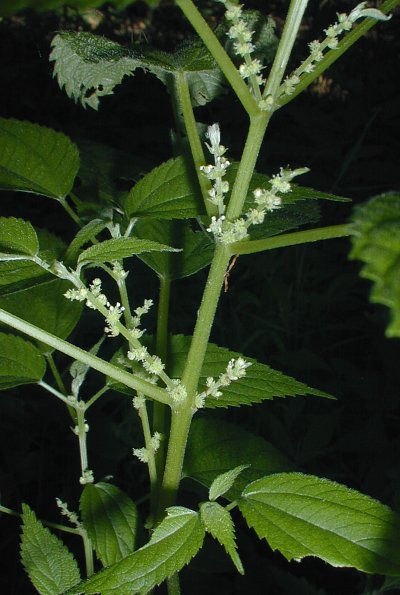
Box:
[169,335,331,408]
[0,217,39,257]
[0,279,83,354]
[124,156,204,220]
[80,482,138,567]
[200,501,243,574]
[184,417,294,500]
[134,219,214,279]
[209,465,249,502]
[0,118,79,200]
[349,193,400,337]
[0,332,46,389]
[65,506,205,594]
[65,219,109,265]
[20,504,81,594]
[238,473,400,575]
[78,237,180,265]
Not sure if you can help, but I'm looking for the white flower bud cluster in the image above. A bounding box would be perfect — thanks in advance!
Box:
[166,379,188,404]
[195,357,251,409]
[104,302,125,337]
[280,2,391,100]
[207,165,309,245]
[79,469,94,485]
[112,261,128,281]
[55,498,81,528]
[133,431,162,464]
[127,345,165,377]
[200,124,231,216]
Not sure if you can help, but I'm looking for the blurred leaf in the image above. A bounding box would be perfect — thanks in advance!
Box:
[200,502,243,573]
[350,193,400,337]
[134,219,214,279]
[124,156,204,219]
[20,504,81,594]
[184,417,294,500]
[65,507,205,594]
[0,279,83,354]
[0,118,79,200]
[78,237,180,265]
[170,335,332,408]
[0,217,39,257]
[239,473,400,575]
[0,332,46,389]
[80,482,138,567]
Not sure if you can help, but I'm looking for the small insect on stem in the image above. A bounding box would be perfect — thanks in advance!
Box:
[224,255,239,293]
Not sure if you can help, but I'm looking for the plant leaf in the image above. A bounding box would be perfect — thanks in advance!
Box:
[134,219,214,279]
[169,335,332,408]
[209,465,249,502]
[0,118,79,200]
[349,193,400,337]
[0,217,39,257]
[80,482,138,567]
[238,473,400,575]
[65,219,109,265]
[20,504,81,594]
[0,279,83,354]
[78,237,180,265]
[200,501,243,574]
[124,156,204,219]
[65,506,205,594]
[0,332,46,389]
[184,417,294,500]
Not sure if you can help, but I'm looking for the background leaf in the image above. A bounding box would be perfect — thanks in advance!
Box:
[200,502,243,574]
[0,217,39,257]
[170,335,331,408]
[20,504,81,594]
[350,192,400,337]
[65,219,109,265]
[134,219,214,279]
[124,156,204,219]
[239,473,400,575]
[184,417,294,500]
[65,507,205,594]
[0,118,79,200]
[0,332,46,389]
[80,482,138,567]
[78,237,179,265]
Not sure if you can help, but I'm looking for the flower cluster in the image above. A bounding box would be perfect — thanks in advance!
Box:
[133,431,162,464]
[200,124,230,216]
[166,379,188,405]
[195,357,251,408]
[127,345,165,377]
[129,299,153,340]
[79,469,94,485]
[279,2,391,101]
[206,163,309,245]
[55,498,81,528]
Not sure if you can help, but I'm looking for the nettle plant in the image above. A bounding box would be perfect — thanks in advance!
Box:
[0,0,400,593]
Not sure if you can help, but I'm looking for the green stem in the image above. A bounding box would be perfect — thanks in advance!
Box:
[118,273,133,328]
[263,0,309,100]
[0,308,171,406]
[38,380,73,406]
[60,197,83,228]
[175,72,215,217]
[46,353,67,395]
[82,530,94,577]
[137,398,158,492]
[230,224,351,256]
[85,385,109,409]
[175,0,257,116]
[276,0,400,109]
[76,405,90,480]
[0,504,81,535]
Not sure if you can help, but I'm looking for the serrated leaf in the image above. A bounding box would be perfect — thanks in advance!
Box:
[200,501,243,574]
[0,279,83,354]
[184,417,294,500]
[134,219,214,279]
[349,193,400,337]
[80,482,138,567]
[170,335,331,408]
[20,504,81,594]
[209,465,249,502]
[238,473,400,575]
[65,506,205,594]
[78,237,180,265]
[65,219,109,265]
[0,118,79,200]
[124,156,204,219]
[0,217,39,257]
[0,332,46,389]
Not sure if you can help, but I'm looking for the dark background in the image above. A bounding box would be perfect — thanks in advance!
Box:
[0,1,400,593]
